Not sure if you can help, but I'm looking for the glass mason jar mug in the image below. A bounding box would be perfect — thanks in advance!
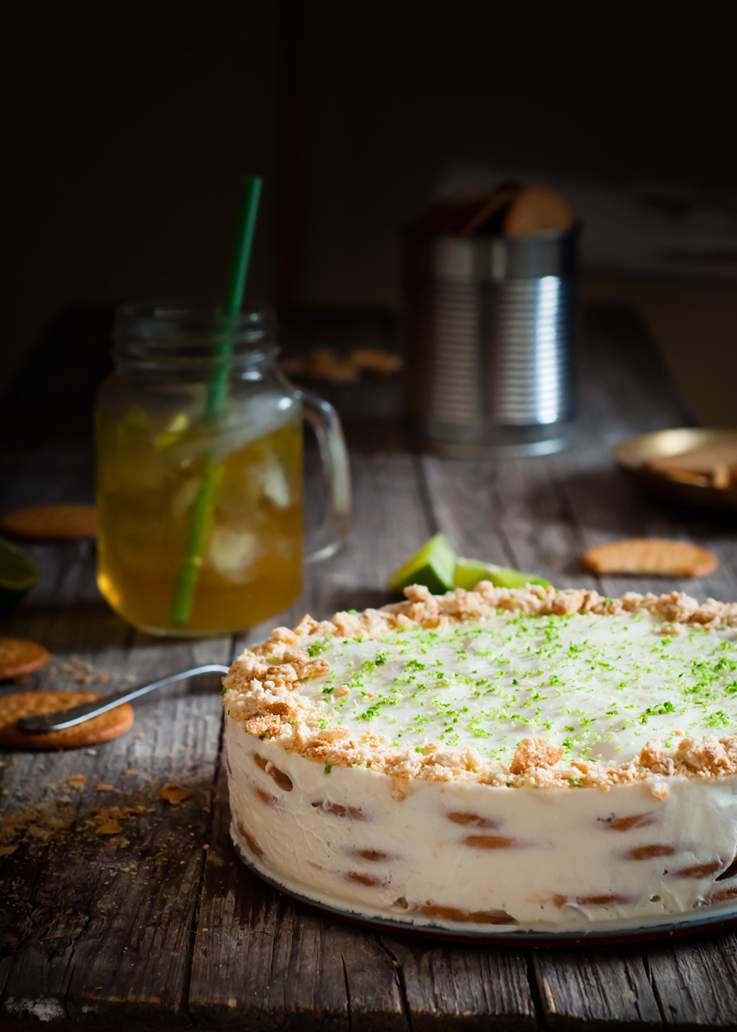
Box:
[95,306,350,635]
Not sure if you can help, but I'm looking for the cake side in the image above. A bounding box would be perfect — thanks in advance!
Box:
[224,719,737,931]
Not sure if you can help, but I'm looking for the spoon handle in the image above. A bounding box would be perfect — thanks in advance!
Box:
[18,663,230,733]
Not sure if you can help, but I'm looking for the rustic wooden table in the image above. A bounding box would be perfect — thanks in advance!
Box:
[2,306,737,1030]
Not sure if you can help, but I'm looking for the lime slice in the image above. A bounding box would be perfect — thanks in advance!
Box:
[0,537,38,616]
[155,411,190,449]
[388,534,456,595]
[454,557,550,590]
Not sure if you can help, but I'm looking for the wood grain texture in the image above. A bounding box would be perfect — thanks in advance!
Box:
[380,937,537,1032]
[532,948,662,1030]
[644,934,737,1030]
[0,446,228,1027]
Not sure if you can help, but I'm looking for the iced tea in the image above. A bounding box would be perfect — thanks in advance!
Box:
[96,402,303,634]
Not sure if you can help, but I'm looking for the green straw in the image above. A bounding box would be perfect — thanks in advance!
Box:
[170,176,263,626]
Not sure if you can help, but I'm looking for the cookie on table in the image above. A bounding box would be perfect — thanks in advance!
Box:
[0,638,50,680]
[503,184,575,237]
[0,505,98,541]
[582,538,718,578]
[350,348,403,376]
[0,691,134,750]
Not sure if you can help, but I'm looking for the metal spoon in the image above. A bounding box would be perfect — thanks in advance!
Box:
[17,664,230,733]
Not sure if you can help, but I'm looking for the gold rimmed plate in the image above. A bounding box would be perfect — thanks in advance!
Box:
[613,428,737,513]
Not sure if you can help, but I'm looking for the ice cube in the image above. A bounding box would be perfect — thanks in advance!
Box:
[255,458,291,508]
[154,412,190,449]
[210,393,299,461]
[207,527,261,582]
[171,477,200,517]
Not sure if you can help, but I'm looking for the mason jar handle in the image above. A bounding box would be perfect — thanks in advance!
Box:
[300,389,351,563]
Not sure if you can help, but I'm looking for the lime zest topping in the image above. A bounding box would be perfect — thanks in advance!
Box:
[706,710,730,727]
[301,612,737,765]
[640,701,676,724]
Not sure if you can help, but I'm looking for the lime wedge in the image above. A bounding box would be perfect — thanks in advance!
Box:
[0,537,38,615]
[454,557,550,590]
[155,411,190,449]
[388,534,456,596]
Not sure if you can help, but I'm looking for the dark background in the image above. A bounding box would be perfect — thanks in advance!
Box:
[8,2,737,422]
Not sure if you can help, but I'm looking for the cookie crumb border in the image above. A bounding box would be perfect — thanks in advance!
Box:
[223,584,737,790]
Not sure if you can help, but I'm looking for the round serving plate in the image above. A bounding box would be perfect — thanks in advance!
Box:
[231,835,737,948]
[613,427,737,514]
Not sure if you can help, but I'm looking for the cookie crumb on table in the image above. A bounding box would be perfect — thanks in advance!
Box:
[159,782,193,805]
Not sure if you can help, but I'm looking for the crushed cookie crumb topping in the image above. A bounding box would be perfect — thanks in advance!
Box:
[223,584,737,789]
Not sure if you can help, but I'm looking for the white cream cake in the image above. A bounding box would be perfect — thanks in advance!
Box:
[223,584,737,932]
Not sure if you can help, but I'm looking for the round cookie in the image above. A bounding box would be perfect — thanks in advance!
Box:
[582,538,718,578]
[0,638,50,680]
[0,505,98,541]
[503,184,574,237]
[0,691,134,750]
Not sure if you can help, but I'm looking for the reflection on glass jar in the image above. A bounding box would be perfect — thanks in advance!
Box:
[95,307,350,636]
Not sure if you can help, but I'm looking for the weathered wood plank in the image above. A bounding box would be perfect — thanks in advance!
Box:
[380,937,537,1032]
[532,947,662,1030]
[539,932,737,1032]
[0,446,229,1027]
[644,934,737,1029]
[421,454,601,592]
[1,622,227,1027]
[60,633,227,1027]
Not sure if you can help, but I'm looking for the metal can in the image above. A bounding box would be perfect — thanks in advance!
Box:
[404,227,578,457]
